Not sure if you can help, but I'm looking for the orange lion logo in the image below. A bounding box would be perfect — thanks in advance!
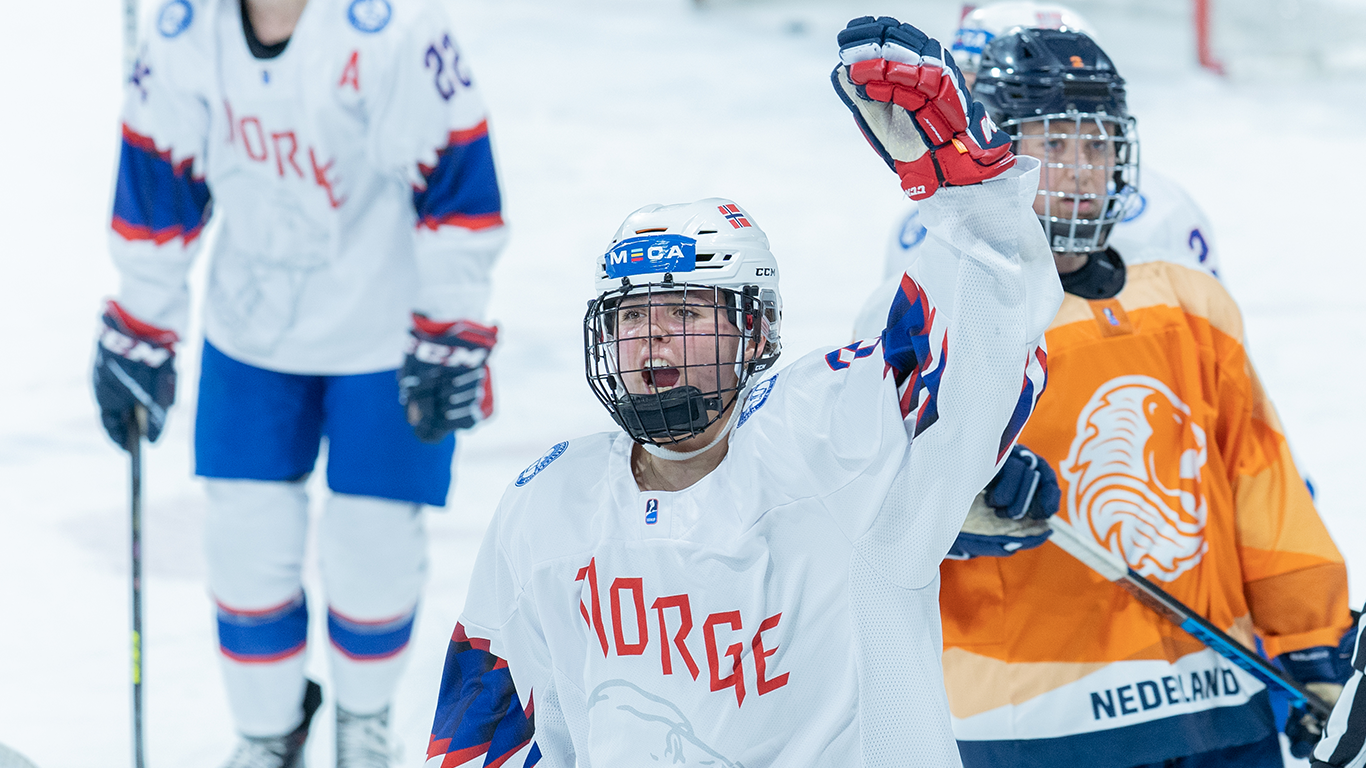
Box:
[1060,375,1209,582]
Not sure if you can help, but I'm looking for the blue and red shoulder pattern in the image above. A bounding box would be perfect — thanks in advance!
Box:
[997,346,1048,461]
[427,622,536,768]
[883,274,946,437]
[112,124,212,245]
[413,121,504,232]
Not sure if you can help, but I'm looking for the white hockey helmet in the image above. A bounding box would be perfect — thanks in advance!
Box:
[951,2,1099,74]
[585,198,782,445]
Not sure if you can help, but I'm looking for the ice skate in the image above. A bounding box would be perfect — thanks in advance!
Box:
[220,680,322,768]
[335,705,395,768]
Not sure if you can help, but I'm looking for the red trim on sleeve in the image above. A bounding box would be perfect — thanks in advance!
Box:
[106,300,179,345]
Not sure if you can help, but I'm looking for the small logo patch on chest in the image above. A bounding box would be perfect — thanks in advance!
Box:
[644,498,658,525]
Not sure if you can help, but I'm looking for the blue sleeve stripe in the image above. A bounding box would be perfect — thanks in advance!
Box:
[216,593,308,663]
[413,121,504,232]
[428,623,533,767]
[326,606,416,661]
[111,124,212,245]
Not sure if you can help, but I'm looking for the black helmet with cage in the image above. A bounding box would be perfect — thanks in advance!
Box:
[972,28,1138,254]
[584,198,782,449]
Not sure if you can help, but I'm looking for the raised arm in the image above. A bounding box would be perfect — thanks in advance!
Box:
[829,17,1063,586]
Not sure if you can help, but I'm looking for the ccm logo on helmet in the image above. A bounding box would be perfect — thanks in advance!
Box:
[605,234,697,279]
[754,267,775,277]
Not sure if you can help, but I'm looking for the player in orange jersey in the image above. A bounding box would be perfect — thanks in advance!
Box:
[932,25,1357,768]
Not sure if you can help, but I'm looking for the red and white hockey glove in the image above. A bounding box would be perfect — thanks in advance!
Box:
[92,301,178,448]
[398,314,497,443]
[832,16,1015,200]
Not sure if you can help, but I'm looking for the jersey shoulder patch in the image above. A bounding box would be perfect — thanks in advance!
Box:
[155,0,195,38]
[515,441,569,487]
[346,0,392,33]
[737,373,779,428]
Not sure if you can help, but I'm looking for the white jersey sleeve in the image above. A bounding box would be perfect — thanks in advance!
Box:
[109,1,217,335]
[365,2,507,322]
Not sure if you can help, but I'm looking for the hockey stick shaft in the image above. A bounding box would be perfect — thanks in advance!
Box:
[127,408,146,768]
[123,0,139,79]
[1047,519,1333,722]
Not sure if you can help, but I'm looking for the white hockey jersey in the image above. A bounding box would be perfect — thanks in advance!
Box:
[853,167,1219,340]
[428,160,1061,768]
[111,0,506,373]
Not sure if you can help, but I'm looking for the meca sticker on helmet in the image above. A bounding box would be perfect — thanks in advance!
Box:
[604,235,697,280]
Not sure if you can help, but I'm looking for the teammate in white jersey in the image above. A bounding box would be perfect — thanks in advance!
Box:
[90,0,506,765]
[853,1,1220,341]
[423,16,1061,768]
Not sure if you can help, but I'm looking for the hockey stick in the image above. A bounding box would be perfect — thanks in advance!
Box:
[1047,518,1333,723]
[126,407,147,768]
[123,0,139,80]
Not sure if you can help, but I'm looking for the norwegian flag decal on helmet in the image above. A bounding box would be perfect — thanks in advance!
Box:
[718,204,752,229]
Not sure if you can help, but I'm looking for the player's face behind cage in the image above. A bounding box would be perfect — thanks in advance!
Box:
[1013,114,1137,254]
[585,285,766,445]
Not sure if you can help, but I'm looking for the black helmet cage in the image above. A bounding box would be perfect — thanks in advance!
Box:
[973,28,1139,254]
[584,278,781,446]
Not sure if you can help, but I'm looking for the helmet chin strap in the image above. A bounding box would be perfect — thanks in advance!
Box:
[642,378,755,462]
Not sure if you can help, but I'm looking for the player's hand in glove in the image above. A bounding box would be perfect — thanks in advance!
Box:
[92,301,178,449]
[832,15,1015,200]
[398,314,497,444]
[1280,622,1358,758]
[946,445,1060,559]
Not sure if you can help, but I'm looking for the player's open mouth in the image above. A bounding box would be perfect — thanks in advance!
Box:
[641,359,681,391]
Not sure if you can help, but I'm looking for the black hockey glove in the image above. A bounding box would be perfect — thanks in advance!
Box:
[985,445,1060,521]
[946,445,1060,560]
[1282,622,1359,758]
[92,301,178,449]
[398,315,497,444]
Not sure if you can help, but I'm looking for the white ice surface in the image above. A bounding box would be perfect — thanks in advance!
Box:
[0,1,1361,766]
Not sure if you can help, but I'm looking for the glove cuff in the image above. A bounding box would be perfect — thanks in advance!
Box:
[106,300,178,346]
[1278,645,1347,685]
[411,313,498,347]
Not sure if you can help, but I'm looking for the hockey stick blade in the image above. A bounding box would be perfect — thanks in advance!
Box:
[1047,519,1333,722]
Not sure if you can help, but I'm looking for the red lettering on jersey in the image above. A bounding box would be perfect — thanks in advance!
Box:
[752,613,790,695]
[240,117,268,161]
[308,148,346,208]
[651,595,700,680]
[574,559,609,657]
[271,131,302,178]
[338,50,360,91]
[224,100,236,144]
[704,611,746,707]
[610,578,648,656]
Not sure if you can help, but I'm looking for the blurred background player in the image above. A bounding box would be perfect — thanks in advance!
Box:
[90,0,506,765]
[853,0,1219,341]
[424,16,1058,768]
[931,24,1355,768]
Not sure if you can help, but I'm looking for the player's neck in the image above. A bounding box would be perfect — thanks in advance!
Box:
[631,430,731,492]
[244,0,309,45]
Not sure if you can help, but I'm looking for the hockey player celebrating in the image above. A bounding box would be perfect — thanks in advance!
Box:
[933,26,1356,768]
[91,0,506,765]
[423,16,1059,768]
[854,1,1220,341]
